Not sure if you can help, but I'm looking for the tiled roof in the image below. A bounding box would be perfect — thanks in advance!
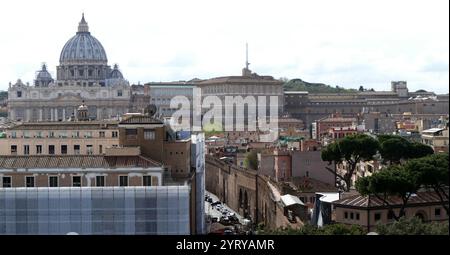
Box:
[198,75,283,85]
[0,155,162,169]
[291,176,338,193]
[318,117,357,122]
[9,121,119,130]
[333,191,448,208]
[119,115,163,125]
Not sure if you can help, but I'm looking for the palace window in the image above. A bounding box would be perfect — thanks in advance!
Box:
[36,145,42,154]
[119,176,128,187]
[23,145,30,155]
[388,210,395,220]
[374,213,382,221]
[2,176,12,188]
[435,208,441,217]
[11,145,17,155]
[61,145,68,154]
[143,176,152,186]
[144,129,155,140]
[99,131,105,138]
[74,145,80,155]
[48,145,55,155]
[86,145,93,155]
[72,176,81,187]
[126,129,137,140]
[112,131,118,138]
[25,176,35,187]
[96,176,105,187]
[17,91,22,98]
[49,176,58,187]
[117,90,123,97]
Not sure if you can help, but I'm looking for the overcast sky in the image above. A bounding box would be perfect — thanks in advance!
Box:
[0,0,448,93]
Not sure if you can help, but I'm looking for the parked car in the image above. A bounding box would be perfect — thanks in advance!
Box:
[211,201,221,206]
[224,229,234,235]
[220,216,232,225]
[229,215,239,224]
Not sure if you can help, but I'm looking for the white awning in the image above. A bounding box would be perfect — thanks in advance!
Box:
[317,192,340,203]
[280,194,304,207]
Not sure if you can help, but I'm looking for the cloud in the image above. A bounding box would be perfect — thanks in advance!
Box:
[0,0,448,94]
[421,61,449,73]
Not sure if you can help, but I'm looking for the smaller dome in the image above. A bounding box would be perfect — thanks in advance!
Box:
[110,64,123,79]
[36,64,53,80]
[35,64,53,86]
[77,101,89,121]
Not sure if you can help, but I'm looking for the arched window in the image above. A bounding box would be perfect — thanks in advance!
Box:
[239,189,243,208]
[244,191,248,210]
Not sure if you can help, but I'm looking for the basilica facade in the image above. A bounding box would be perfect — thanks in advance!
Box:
[8,14,130,122]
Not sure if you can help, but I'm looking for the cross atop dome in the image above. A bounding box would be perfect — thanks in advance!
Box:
[78,13,89,33]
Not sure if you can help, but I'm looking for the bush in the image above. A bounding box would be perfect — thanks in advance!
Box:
[376,217,449,235]
[257,223,366,235]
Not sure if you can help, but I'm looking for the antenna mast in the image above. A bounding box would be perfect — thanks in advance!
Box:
[245,42,250,69]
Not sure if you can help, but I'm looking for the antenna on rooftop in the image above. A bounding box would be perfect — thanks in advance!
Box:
[245,42,250,69]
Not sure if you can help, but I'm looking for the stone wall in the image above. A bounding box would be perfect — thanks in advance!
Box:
[205,155,301,230]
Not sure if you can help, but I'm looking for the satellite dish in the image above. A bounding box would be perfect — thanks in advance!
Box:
[144,104,157,117]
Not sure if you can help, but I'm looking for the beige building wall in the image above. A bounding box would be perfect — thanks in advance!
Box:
[1,171,162,188]
[335,204,449,231]
[0,128,119,155]
[422,129,449,152]
[163,140,191,178]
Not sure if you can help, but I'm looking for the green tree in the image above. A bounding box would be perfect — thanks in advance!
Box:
[376,216,449,235]
[321,134,380,191]
[377,134,403,144]
[379,137,411,164]
[356,165,420,221]
[377,135,434,164]
[408,142,434,159]
[405,153,449,215]
[244,150,258,170]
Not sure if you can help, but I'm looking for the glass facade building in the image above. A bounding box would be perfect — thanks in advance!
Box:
[0,186,190,235]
